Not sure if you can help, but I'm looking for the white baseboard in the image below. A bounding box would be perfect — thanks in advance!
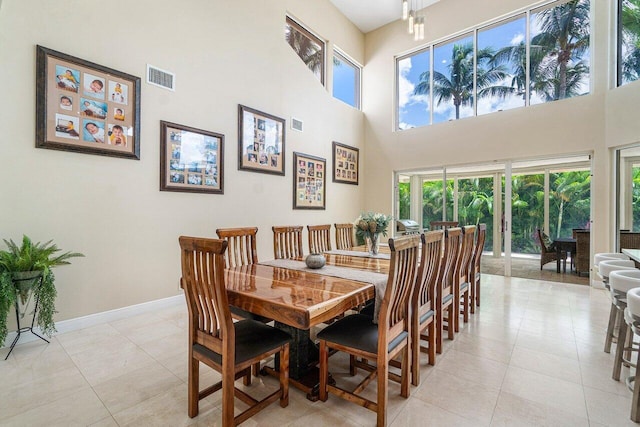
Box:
[2,294,184,349]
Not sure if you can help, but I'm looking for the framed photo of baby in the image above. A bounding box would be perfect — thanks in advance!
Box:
[332,141,359,185]
[36,45,141,160]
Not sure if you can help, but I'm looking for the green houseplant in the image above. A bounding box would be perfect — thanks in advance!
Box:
[0,236,83,345]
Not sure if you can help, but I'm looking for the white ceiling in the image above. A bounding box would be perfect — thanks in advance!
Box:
[330,0,439,34]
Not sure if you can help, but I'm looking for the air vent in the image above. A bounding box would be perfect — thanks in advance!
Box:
[146,64,175,91]
[291,117,303,132]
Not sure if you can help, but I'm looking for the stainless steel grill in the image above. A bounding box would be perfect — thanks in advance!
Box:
[396,219,420,235]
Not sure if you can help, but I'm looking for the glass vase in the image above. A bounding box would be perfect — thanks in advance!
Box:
[365,233,380,256]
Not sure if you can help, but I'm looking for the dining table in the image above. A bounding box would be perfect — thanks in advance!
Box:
[554,237,577,273]
[223,245,390,400]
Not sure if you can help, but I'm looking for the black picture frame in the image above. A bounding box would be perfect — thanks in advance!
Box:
[36,45,141,160]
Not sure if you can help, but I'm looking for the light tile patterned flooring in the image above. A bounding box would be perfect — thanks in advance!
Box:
[481,254,591,286]
[0,274,636,426]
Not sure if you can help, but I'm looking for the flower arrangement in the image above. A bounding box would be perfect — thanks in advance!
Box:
[354,212,393,239]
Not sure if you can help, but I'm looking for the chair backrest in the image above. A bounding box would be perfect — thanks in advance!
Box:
[179,236,233,351]
[537,228,553,254]
[455,225,476,285]
[335,223,355,250]
[216,227,258,268]
[413,231,443,317]
[272,225,304,259]
[439,227,463,300]
[472,224,487,275]
[378,235,421,352]
[308,224,332,253]
[430,221,459,231]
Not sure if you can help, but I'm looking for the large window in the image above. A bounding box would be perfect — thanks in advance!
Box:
[332,50,361,109]
[285,16,325,84]
[396,0,591,130]
[618,0,640,85]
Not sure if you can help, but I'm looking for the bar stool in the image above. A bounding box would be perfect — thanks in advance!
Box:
[594,253,631,273]
[625,287,640,422]
[601,260,637,353]
[610,270,640,381]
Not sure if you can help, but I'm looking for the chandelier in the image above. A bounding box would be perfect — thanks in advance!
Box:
[402,0,425,41]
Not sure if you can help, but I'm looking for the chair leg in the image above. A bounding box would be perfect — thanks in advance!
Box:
[613,312,629,381]
[411,323,420,387]
[470,283,476,314]
[436,306,443,354]
[401,347,410,398]
[279,343,289,407]
[188,353,199,418]
[447,304,455,340]
[377,355,388,427]
[476,275,481,307]
[319,340,329,402]
[428,321,436,366]
[604,302,618,353]
[632,344,640,422]
[463,291,469,324]
[222,361,235,427]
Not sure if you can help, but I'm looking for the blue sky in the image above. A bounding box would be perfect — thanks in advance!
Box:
[333,55,358,107]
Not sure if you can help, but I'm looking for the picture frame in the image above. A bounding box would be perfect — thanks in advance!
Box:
[160,121,224,194]
[293,152,326,210]
[238,104,285,175]
[36,45,141,160]
[332,141,359,185]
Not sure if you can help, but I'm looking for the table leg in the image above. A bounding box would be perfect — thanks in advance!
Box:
[265,321,334,401]
[556,248,561,273]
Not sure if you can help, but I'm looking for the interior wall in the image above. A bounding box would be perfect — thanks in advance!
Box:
[0,0,365,325]
[361,0,635,257]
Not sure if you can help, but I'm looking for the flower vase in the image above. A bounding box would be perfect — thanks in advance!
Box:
[366,233,380,256]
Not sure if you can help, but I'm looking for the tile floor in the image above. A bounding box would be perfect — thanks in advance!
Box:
[481,255,590,286]
[0,274,636,426]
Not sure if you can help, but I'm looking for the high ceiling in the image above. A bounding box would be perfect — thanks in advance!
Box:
[329,0,439,33]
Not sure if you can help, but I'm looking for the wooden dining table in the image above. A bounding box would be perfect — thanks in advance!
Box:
[223,246,389,400]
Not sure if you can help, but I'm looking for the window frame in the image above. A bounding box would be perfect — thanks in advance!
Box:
[285,16,326,85]
[332,48,362,110]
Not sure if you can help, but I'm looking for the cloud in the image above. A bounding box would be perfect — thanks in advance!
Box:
[398,58,414,108]
[511,33,524,45]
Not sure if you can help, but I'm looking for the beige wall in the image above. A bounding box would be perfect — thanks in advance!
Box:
[0,0,365,324]
[361,0,640,257]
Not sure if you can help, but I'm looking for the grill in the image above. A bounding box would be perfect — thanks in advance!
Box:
[396,219,420,235]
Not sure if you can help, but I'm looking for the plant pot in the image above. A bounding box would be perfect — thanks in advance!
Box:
[12,271,42,305]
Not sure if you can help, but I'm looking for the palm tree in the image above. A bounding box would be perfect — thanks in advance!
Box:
[621,0,640,83]
[531,0,590,100]
[285,24,323,79]
[414,42,514,119]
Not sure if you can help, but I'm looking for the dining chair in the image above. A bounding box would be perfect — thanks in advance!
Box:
[411,230,443,385]
[429,221,458,231]
[215,227,259,268]
[453,225,476,332]
[179,236,290,426]
[610,269,640,382]
[272,226,304,259]
[470,224,487,312]
[334,223,355,250]
[625,287,640,422]
[317,235,420,427]
[307,224,332,253]
[599,259,637,354]
[436,227,462,353]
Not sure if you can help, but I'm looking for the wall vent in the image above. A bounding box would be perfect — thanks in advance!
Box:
[146,64,175,91]
[291,117,303,132]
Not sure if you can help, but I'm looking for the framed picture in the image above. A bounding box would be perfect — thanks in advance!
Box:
[160,121,224,194]
[332,141,359,185]
[293,152,326,210]
[36,45,141,160]
[238,104,285,175]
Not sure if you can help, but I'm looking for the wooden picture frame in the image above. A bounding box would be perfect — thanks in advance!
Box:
[332,141,359,185]
[293,152,326,210]
[238,104,285,175]
[160,121,224,194]
[36,45,141,160]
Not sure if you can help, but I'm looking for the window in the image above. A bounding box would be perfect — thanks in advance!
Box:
[477,16,527,115]
[395,0,591,131]
[332,50,361,109]
[618,0,640,86]
[529,0,590,105]
[398,176,411,219]
[397,48,431,130]
[285,17,325,85]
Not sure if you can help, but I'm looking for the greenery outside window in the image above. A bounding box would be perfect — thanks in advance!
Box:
[618,0,640,85]
[333,50,361,109]
[285,16,325,85]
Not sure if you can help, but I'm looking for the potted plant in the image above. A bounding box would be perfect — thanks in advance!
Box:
[0,235,83,345]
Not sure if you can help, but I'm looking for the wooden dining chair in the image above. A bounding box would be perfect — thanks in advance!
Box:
[411,230,443,385]
[436,227,462,353]
[470,224,487,312]
[430,221,459,231]
[318,235,420,427]
[335,223,355,249]
[179,236,290,426]
[307,224,332,253]
[272,226,304,259]
[216,227,259,268]
[453,225,476,332]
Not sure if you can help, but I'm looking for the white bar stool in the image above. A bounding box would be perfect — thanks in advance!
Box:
[595,253,631,273]
[610,270,640,381]
[626,287,640,422]
[601,260,638,353]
